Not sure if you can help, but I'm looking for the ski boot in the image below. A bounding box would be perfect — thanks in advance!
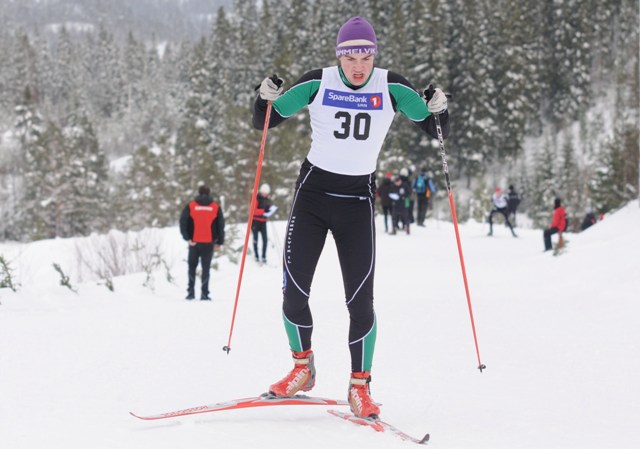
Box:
[269,349,316,397]
[348,371,380,418]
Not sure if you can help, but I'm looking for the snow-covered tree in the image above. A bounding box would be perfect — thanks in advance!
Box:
[62,112,110,235]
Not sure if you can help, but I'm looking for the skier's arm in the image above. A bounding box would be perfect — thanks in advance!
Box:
[179,205,191,240]
[387,71,450,140]
[214,208,225,245]
[263,205,278,218]
[252,69,323,129]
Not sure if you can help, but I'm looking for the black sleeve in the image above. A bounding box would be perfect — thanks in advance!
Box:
[252,96,283,129]
[214,208,225,245]
[179,205,191,240]
[420,110,450,140]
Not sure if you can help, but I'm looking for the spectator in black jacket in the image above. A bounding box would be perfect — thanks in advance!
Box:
[580,207,597,231]
[507,185,521,226]
[389,175,411,235]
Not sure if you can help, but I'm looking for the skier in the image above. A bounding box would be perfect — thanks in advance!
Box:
[252,183,277,264]
[252,16,450,418]
[487,187,517,237]
[179,185,225,300]
[544,198,567,251]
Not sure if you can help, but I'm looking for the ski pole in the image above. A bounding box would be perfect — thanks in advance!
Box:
[223,88,277,355]
[428,86,486,372]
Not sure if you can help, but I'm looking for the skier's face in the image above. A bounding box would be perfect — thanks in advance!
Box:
[339,54,375,86]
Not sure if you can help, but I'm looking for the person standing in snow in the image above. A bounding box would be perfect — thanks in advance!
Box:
[399,167,414,225]
[179,185,225,300]
[413,167,437,226]
[543,198,567,251]
[377,172,393,233]
[487,187,517,237]
[580,206,596,231]
[252,183,277,264]
[252,16,450,418]
[507,184,521,226]
[389,174,411,235]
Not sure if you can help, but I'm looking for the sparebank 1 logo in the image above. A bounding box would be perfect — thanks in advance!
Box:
[322,89,384,110]
[370,95,382,109]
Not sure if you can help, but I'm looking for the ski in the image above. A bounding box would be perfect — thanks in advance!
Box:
[327,409,430,445]
[130,393,348,420]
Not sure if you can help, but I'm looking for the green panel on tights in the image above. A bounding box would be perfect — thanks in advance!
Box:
[283,312,303,352]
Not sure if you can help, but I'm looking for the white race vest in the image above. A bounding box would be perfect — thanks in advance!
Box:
[307,67,395,175]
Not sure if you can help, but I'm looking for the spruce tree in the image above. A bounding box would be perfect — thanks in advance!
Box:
[446,0,497,185]
[557,135,583,230]
[63,112,110,235]
[539,0,593,128]
[528,136,558,228]
[490,0,543,161]
[114,139,177,230]
[86,26,122,119]
[22,120,68,239]
[174,38,219,200]
[589,122,639,214]
[48,27,79,117]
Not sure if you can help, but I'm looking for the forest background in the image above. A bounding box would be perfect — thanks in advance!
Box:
[0,0,638,245]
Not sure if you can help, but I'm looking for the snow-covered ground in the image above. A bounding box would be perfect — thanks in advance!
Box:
[1,203,639,449]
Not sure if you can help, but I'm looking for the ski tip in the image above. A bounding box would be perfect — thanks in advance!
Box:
[419,433,430,444]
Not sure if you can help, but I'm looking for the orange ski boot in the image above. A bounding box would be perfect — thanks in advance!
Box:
[348,371,380,418]
[269,349,316,397]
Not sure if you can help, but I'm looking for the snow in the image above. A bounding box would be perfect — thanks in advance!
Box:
[110,155,133,173]
[46,22,96,34]
[1,203,639,449]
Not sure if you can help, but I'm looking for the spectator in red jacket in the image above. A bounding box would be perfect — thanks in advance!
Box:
[252,183,277,265]
[179,185,225,300]
[543,198,566,252]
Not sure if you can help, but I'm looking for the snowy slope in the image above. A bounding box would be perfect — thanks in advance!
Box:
[1,203,639,449]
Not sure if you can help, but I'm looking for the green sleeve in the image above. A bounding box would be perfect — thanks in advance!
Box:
[387,70,431,121]
[387,70,448,140]
[272,70,322,118]
[389,82,431,122]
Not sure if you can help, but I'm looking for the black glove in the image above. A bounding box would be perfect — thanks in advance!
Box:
[423,84,436,102]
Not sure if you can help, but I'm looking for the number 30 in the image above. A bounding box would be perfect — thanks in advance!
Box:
[333,112,371,140]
